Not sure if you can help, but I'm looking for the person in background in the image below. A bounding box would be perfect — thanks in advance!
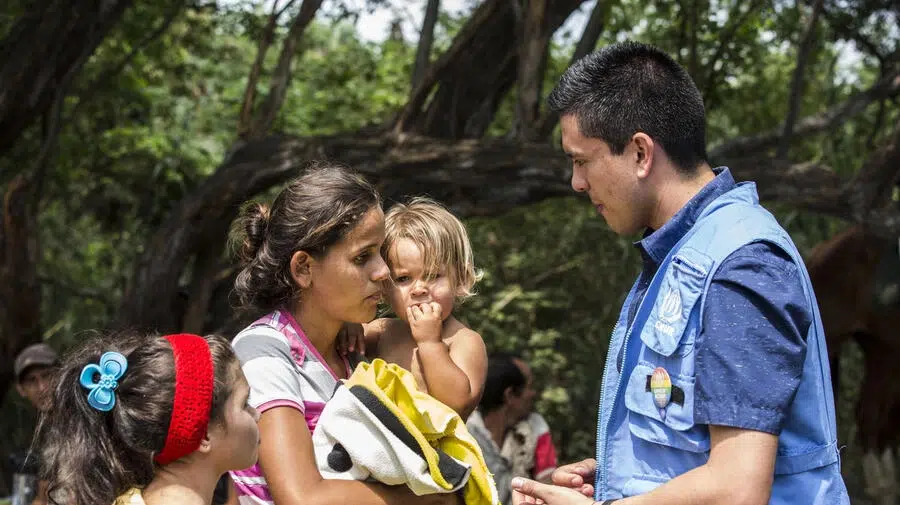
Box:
[467,352,558,505]
[10,343,60,505]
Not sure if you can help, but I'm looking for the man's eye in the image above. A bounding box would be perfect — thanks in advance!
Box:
[395,276,410,283]
[354,252,370,264]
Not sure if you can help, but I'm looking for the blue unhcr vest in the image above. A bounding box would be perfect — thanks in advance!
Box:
[595,182,849,504]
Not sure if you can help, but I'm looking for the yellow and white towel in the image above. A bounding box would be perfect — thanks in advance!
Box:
[312,359,500,505]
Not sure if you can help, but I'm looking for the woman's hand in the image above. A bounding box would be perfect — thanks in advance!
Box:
[337,322,368,356]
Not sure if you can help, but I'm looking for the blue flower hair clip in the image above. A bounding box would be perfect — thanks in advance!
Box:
[79,352,128,412]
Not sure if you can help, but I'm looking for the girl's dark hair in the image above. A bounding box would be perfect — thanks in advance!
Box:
[479,352,527,414]
[36,332,238,505]
[232,162,381,314]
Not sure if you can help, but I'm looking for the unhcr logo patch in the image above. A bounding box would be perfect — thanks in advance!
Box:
[659,287,682,323]
[654,287,682,338]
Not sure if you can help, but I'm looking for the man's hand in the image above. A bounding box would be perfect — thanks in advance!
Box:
[512,477,596,505]
[551,458,596,497]
[408,302,443,344]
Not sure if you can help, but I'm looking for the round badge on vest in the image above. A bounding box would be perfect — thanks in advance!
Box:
[650,367,672,419]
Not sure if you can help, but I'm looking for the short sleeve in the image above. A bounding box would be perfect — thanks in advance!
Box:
[232,325,305,414]
[694,242,810,435]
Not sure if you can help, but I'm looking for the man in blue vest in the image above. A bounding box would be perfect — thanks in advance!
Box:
[510,41,849,505]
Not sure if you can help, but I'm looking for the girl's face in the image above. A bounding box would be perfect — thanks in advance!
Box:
[208,368,260,471]
[384,238,456,322]
[303,206,390,324]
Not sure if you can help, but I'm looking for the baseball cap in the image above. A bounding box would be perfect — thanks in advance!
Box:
[14,343,59,381]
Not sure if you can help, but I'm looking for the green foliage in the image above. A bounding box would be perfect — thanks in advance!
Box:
[458,197,641,460]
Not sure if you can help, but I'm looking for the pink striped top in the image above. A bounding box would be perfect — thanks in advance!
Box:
[229,310,350,505]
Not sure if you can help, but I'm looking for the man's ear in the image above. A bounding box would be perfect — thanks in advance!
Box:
[632,132,655,179]
[15,383,25,398]
[503,386,516,404]
[290,251,314,289]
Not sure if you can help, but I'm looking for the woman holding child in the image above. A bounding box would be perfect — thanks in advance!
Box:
[228,163,488,505]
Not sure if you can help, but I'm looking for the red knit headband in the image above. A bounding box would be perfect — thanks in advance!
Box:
[155,333,214,465]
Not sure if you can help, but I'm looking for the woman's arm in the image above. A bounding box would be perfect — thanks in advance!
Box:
[258,406,460,505]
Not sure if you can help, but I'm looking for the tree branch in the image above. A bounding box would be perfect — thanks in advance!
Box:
[709,68,900,159]
[777,0,826,159]
[688,0,701,80]
[117,119,900,329]
[538,0,611,138]
[75,1,184,111]
[238,0,284,137]
[512,0,551,141]
[0,0,134,158]
[250,0,324,136]
[38,275,112,305]
[702,0,765,105]
[411,0,440,90]
[848,119,900,218]
[393,0,507,134]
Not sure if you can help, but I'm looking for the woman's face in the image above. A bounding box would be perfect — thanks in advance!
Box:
[305,206,390,324]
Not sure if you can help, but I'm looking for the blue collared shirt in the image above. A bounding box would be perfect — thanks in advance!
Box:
[619,167,809,435]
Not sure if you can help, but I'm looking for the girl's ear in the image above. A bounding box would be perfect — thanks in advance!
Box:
[290,251,314,289]
[196,433,213,454]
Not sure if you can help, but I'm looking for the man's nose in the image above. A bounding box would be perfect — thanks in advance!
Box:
[571,169,588,193]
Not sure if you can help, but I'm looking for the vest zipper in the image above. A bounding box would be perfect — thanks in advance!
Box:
[597,318,625,497]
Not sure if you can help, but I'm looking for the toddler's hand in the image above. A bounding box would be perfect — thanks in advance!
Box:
[337,322,366,356]
[407,302,443,344]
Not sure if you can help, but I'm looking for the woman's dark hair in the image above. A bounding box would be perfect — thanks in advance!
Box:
[232,162,382,315]
[547,41,708,174]
[36,332,239,505]
[479,352,527,414]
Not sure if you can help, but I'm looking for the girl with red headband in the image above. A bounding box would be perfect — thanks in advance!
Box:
[35,332,260,505]
[229,163,458,505]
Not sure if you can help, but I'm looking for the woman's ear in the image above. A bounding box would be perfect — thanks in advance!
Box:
[290,251,314,289]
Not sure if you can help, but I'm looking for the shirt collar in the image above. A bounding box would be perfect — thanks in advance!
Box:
[637,166,735,266]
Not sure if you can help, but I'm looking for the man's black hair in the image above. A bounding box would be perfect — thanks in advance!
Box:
[547,41,708,174]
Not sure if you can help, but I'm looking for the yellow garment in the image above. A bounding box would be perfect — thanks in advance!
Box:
[346,359,500,505]
[113,488,145,505]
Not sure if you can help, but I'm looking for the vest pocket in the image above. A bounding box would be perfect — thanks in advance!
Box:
[639,247,712,357]
[624,363,710,453]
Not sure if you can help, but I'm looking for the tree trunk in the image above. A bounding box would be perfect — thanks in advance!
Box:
[399,0,585,139]
[0,175,43,403]
[0,0,134,159]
